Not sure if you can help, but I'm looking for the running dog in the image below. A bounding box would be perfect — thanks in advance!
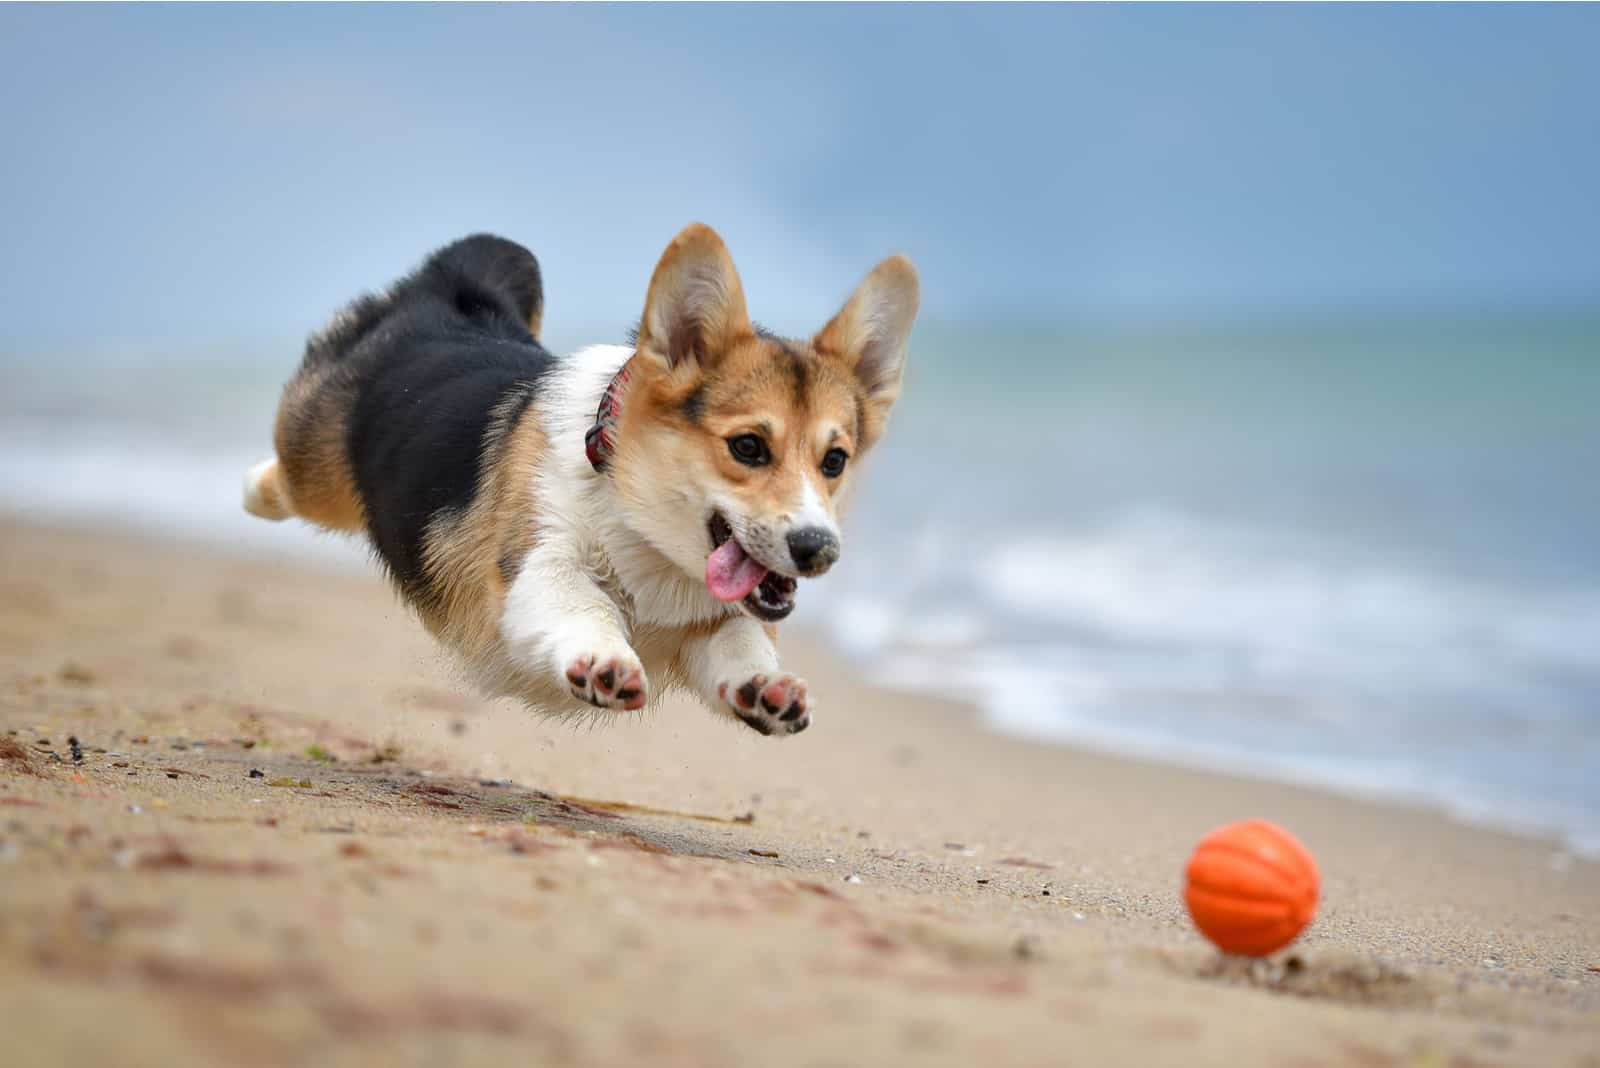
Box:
[244,224,918,736]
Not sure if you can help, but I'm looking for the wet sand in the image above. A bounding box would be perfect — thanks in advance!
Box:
[1,519,1596,1067]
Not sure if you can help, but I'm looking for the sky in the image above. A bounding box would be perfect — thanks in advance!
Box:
[2,4,1597,353]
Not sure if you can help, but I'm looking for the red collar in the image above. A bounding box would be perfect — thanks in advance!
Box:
[584,357,632,472]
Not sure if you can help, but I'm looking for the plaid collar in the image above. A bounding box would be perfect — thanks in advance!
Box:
[584,357,633,473]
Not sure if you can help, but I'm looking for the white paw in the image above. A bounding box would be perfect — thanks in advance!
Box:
[717,673,810,736]
[561,647,648,711]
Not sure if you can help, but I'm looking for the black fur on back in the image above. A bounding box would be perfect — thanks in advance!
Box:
[299,234,555,605]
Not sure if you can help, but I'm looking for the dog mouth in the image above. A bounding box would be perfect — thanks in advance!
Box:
[706,513,797,622]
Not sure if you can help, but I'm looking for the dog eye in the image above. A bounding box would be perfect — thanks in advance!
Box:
[727,434,771,466]
[820,448,849,478]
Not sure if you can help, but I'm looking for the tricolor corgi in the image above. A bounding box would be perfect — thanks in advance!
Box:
[244,224,918,736]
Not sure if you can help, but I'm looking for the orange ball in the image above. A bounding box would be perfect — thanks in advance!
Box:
[1183,819,1319,957]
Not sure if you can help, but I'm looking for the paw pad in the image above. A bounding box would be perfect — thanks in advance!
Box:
[564,653,647,711]
[720,674,809,735]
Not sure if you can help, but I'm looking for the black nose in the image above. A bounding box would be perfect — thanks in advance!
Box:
[787,527,840,575]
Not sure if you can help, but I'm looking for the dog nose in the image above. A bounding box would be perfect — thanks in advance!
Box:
[787,527,840,575]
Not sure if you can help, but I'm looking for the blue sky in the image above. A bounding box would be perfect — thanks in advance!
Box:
[2,4,1597,351]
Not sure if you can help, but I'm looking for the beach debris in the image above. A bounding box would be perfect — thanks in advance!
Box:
[733,811,756,824]
[976,878,990,885]
[502,830,557,855]
[589,832,670,856]
[58,661,95,685]
[268,777,313,789]
[748,849,779,858]
[0,736,37,775]
[128,840,292,876]
[67,736,84,764]
[127,804,145,815]
[248,769,265,778]
[844,873,863,885]
[368,742,403,764]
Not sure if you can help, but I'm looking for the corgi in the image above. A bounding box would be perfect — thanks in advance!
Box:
[244,224,918,736]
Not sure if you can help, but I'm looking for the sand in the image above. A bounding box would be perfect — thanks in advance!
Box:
[1,518,1596,1067]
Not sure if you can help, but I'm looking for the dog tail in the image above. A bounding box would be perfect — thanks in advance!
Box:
[243,457,292,521]
[422,233,546,340]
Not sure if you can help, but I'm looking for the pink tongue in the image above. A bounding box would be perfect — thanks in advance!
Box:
[706,537,768,603]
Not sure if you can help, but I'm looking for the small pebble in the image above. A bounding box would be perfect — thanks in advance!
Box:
[126,804,144,815]
[844,874,863,885]
[248,769,265,779]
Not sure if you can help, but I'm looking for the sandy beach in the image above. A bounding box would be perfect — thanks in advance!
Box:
[1,518,1595,1067]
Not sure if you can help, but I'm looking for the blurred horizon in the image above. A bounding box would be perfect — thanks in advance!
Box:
[4,4,1599,353]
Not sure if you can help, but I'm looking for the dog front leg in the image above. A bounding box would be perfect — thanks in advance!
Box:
[681,615,810,736]
[501,547,647,711]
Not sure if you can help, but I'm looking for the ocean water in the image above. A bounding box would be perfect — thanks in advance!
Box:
[3,315,1597,852]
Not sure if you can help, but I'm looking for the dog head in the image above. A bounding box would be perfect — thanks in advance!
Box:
[608,223,919,622]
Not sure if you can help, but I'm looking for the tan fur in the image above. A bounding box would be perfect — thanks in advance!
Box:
[415,394,547,655]
[813,254,919,450]
[271,369,366,532]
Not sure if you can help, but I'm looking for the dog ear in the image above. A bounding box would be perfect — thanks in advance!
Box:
[814,255,919,444]
[636,224,751,371]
